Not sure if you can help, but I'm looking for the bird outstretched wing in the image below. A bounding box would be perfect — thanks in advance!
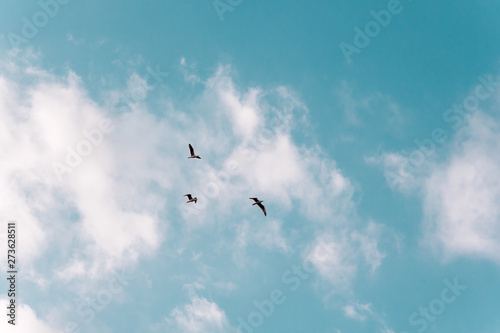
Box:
[189,144,195,156]
[184,194,193,200]
[257,203,266,216]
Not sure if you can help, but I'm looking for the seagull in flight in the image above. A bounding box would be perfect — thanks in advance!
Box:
[249,197,266,216]
[188,144,201,159]
[184,194,198,204]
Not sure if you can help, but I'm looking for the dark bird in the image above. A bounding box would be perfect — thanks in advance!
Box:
[188,144,201,159]
[184,194,198,203]
[249,197,266,216]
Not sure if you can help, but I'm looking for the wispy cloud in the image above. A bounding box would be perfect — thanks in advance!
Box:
[164,285,234,333]
[305,221,387,294]
[335,81,404,127]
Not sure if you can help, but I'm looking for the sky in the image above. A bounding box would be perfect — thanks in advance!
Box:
[0,0,500,332]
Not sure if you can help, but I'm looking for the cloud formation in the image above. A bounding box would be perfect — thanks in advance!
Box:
[165,292,233,333]
[0,53,395,331]
[422,111,500,263]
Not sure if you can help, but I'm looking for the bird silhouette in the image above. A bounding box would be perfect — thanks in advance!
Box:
[188,144,201,159]
[184,194,198,203]
[249,197,266,216]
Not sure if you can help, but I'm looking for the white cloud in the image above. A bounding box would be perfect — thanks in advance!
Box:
[422,111,500,263]
[342,300,398,333]
[380,329,396,333]
[365,151,422,192]
[306,233,358,292]
[66,33,83,45]
[353,221,387,271]
[336,81,370,124]
[0,58,164,279]
[335,81,404,126]
[165,288,233,333]
[180,57,202,85]
[343,302,372,321]
[375,107,500,264]
[207,67,261,141]
[305,222,386,292]
[255,218,289,252]
[230,217,289,266]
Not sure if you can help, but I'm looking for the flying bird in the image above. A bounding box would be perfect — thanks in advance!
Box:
[249,197,266,216]
[188,144,201,159]
[184,194,198,203]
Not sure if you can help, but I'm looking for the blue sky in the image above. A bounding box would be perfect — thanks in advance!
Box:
[1,0,500,332]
